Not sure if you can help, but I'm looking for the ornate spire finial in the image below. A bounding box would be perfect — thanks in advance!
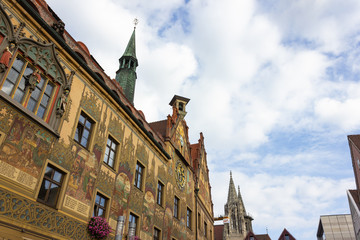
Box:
[230,171,232,177]
[133,18,139,29]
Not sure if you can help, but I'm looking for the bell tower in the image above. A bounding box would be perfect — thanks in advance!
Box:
[115,19,139,104]
[169,95,190,118]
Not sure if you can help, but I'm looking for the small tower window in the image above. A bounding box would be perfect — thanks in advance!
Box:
[179,102,184,111]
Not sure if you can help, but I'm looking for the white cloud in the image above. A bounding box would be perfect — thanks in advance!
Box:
[210,171,355,239]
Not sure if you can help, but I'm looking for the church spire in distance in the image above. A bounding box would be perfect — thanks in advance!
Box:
[115,18,139,104]
[227,171,237,203]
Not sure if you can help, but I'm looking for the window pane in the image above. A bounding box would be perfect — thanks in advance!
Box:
[44,166,53,178]
[36,105,46,119]
[111,142,117,151]
[12,57,25,71]
[13,89,25,103]
[98,208,104,217]
[82,129,90,139]
[23,65,34,76]
[31,87,41,100]
[108,158,114,168]
[44,83,54,95]
[80,136,89,147]
[79,114,85,124]
[95,194,100,204]
[53,171,62,183]
[2,79,15,95]
[47,183,60,207]
[109,150,115,160]
[85,120,92,129]
[38,180,50,201]
[105,147,110,156]
[100,197,105,207]
[13,77,26,103]
[27,98,37,112]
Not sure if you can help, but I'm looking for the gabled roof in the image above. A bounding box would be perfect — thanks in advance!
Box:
[256,234,272,240]
[348,134,360,151]
[278,228,296,240]
[244,231,258,240]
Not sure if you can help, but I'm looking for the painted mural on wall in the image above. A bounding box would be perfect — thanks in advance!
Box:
[112,168,131,216]
[66,147,99,203]
[141,190,155,234]
[0,114,54,190]
[111,132,135,217]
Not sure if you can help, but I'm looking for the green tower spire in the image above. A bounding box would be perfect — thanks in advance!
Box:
[115,24,138,104]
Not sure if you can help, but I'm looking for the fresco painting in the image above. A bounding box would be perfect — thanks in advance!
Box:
[66,148,98,204]
[112,171,131,215]
[141,190,155,233]
[0,116,53,178]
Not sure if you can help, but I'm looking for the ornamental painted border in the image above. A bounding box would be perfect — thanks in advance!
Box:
[0,187,88,239]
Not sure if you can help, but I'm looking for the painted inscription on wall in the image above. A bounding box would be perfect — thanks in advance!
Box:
[0,160,37,189]
[63,194,90,217]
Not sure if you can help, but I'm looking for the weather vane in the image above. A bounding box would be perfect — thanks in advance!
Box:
[134,18,139,29]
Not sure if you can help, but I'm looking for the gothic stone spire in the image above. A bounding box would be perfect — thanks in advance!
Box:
[227,171,237,204]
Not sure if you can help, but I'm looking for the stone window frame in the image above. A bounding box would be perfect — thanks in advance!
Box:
[173,195,180,219]
[103,134,119,169]
[186,207,192,230]
[153,226,161,240]
[156,180,164,207]
[129,212,140,236]
[73,109,97,150]
[35,160,69,210]
[93,192,108,218]
[134,161,145,191]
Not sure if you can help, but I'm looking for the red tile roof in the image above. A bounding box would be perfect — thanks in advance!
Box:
[149,120,167,139]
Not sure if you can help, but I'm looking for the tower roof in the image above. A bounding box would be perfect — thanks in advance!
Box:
[122,28,137,60]
[227,171,238,203]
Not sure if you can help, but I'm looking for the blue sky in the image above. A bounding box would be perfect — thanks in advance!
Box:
[47,0,360,238]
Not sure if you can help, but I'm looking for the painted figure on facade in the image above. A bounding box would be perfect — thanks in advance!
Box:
[0,46,13,72]
[70,155,85,188]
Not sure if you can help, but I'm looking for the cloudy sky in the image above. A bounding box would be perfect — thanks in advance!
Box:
[47,0,360,238]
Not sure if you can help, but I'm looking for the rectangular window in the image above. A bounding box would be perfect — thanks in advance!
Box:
[103,136,118,168]
[1,55,56,120]
[74,112,94,148]
[93,193,108,217]
[157,181,164,206]
[174,196,179,219]
[285,235,290,240]
[187,207,192,229]
[129,213,139,235]
[204,221,207,237]
[153,227,161,240]
[134,162,144,189]
[37,164,64,208]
